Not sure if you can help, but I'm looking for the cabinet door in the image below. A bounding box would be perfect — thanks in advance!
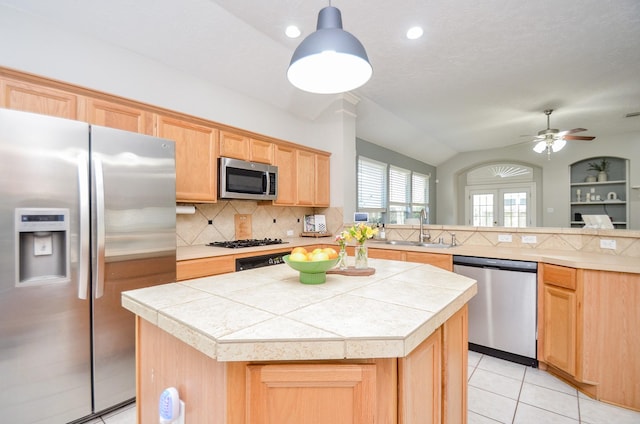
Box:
[273,145,297,205]
[315,153,331,206]
[249,139,274,164]
[543,285,576,376]
[156,115,218,202]
[1,78,78,119]
[296,150,315,205]
[399,327,442,423]
[219,130,250,160]
[84,97,152,134]
[176,256,235,281]
[246,363,376,424]
[368,248,404,260]
[405,251,453,271]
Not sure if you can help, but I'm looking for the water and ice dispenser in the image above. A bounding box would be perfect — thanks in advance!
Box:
[15,208,70,285]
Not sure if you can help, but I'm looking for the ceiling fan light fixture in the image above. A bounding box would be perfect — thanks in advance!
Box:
[552,138,566,152]
[533,140,547,153]
[287,6,372,94]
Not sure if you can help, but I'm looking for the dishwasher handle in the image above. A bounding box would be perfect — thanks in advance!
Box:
[453,255,537,273]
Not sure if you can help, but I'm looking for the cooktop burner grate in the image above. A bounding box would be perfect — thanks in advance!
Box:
[207,238,287,249]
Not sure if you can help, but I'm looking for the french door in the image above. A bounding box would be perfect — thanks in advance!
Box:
[466,184,535,227]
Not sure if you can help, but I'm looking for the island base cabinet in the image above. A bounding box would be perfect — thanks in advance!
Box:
[246,364,377,424]
[136,307,469,424]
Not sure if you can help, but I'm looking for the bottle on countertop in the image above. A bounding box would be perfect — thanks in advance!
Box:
[380,224,386,240]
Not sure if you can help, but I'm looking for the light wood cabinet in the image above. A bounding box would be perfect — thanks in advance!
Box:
[156,115,218,202]
[84,97,152,134]
[249,139,273,164]
[1,77,79,119]
[273,144,297,205]
[543,284,577,375]
[136,301,468,424]
[541,264,578,376]
[219,130,250,160]
[296,149,316,205]
[176,256,235,281]
[399,327,442,423]
[405,251,453,271]
[246,363,376,424]
[315,153,330,206]
[1,69,332,207]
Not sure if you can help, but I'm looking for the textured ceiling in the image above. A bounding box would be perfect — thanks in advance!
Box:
[2,0,639,165]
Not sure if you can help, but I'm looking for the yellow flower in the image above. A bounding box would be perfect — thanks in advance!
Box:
[347,223,378,245]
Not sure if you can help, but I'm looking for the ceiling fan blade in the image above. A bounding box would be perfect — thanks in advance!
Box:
[566,128,587,134]
[564,135,596,141]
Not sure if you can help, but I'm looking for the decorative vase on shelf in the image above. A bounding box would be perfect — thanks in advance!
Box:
[597,171,608,182]
[585,175,597,183]
[355,245,368,269]
[338,246,348,270]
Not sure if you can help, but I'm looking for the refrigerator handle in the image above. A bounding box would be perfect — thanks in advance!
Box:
[94,156,106,299]
[77,153,90,300]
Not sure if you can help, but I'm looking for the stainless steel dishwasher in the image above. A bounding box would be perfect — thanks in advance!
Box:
[453,255,538,367]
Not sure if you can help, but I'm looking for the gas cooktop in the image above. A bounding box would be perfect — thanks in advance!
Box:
[207,238,287,249]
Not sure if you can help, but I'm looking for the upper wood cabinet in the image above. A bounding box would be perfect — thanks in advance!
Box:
[249,139,273,164]
[315,153,330,206]
[219,131,275,165]
[1,77,79,119]
[273,144,297,205]
[219,130,250,160]
[156,115,218,203]
[84,98,153,134]
[296,150,316,206]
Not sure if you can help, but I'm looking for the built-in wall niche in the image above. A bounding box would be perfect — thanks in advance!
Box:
[569,157,629,229]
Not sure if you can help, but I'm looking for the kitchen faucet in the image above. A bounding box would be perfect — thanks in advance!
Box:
[419,209,431,243]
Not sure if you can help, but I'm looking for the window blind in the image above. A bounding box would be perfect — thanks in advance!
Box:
[357,157,387,210]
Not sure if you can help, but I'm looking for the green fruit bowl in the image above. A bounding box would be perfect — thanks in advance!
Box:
[282,254,340,284]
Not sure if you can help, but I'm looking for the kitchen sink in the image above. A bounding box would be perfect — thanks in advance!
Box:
[384,240,453,248]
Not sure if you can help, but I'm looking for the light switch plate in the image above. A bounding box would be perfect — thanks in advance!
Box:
[498,234,512,243]
[600,239,616,250]
[521,235,537,244]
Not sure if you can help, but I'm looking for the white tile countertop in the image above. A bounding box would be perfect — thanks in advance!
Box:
[122,258,477,362]
[178,237,640,274]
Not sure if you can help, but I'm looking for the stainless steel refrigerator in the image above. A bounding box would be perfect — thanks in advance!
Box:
[0,109,176,423]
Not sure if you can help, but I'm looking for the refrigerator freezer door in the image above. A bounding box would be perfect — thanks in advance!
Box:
[90,125,176,412]
[0,109,93,422]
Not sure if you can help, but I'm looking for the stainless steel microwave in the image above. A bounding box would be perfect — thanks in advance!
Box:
[218,157,278,200]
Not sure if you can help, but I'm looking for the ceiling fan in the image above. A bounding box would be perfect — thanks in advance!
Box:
[531,109,596,159]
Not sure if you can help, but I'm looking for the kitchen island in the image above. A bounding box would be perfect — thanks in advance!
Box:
[122,258,477,423]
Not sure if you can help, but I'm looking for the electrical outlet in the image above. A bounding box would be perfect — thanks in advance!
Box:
[521,235,537,244]
[498,234,512,243]
[286,230,294,236]
[600,239,617,250]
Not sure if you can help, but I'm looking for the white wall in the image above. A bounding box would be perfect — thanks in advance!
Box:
[436,131,640,229]
[0,5,351,210]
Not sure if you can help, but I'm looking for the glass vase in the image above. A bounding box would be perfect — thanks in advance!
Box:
[338,246,348,270]
[355,245,368,269]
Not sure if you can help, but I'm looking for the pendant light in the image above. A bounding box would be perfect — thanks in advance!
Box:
[287,4,372,94]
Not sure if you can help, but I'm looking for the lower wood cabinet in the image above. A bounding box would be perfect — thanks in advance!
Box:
[176,256,235,281]
[405,251,453,271]
[543,284,577,375]
[246,363,377,424]
[136,305,469,424]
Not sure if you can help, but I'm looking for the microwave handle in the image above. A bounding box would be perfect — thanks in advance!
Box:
[263,172,269,193]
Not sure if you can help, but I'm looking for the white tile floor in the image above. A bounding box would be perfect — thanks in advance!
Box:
[94,351,640,424]
[468,350,640,423]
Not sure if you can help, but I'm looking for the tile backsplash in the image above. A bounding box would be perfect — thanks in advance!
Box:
[176,201,344,246]
[177,204,640,257]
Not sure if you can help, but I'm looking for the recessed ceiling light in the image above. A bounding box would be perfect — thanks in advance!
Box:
[406,26,423,40]
[285,25,301,38]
